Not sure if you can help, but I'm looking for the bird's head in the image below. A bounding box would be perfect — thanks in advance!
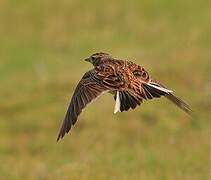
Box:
[85,52,111,66]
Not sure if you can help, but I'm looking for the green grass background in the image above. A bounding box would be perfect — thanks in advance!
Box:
[0,0,210,179]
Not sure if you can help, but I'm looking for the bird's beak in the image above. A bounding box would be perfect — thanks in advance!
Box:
[84,57,90,62]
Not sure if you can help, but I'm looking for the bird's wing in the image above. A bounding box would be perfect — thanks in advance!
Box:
[57,70,109,141]
[113,64,168,113]
[114,79,191,115]
[143,80,192,115]
[114,90,142,113]
[115,63,191,114]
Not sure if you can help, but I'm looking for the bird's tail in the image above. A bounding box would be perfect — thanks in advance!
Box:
[164,93,192,115]
[145,81,192,115]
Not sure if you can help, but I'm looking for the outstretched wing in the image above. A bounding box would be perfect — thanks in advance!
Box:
[113,64,170,113]
[114,91,142,113]
[142,79,191,115]
[114,79,191,115]
[114,62,191,115]
[113,66,170,113]
[57,70,108,141]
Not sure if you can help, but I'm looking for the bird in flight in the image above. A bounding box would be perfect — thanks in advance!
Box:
[57,52,191,141]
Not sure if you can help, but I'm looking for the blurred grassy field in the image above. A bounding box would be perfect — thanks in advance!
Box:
[0,0,210,179]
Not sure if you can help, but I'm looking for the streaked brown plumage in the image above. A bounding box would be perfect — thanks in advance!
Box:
[57,52,191,141]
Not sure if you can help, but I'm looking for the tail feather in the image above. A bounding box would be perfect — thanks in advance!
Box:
[114,91,121,114]
[165,93,192,115]
[145,81,192,115]
[146,82,173,93]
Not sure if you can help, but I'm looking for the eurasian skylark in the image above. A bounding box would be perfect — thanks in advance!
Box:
[57,52,191,141]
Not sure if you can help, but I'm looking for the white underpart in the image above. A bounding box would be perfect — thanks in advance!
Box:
[147,83,173,93]
[114,91,121,114]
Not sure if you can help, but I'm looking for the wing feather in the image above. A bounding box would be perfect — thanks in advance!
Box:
[114,91,142,112]
[57,70,108,141]
[115,78,191,115]
[143,80,192,115]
